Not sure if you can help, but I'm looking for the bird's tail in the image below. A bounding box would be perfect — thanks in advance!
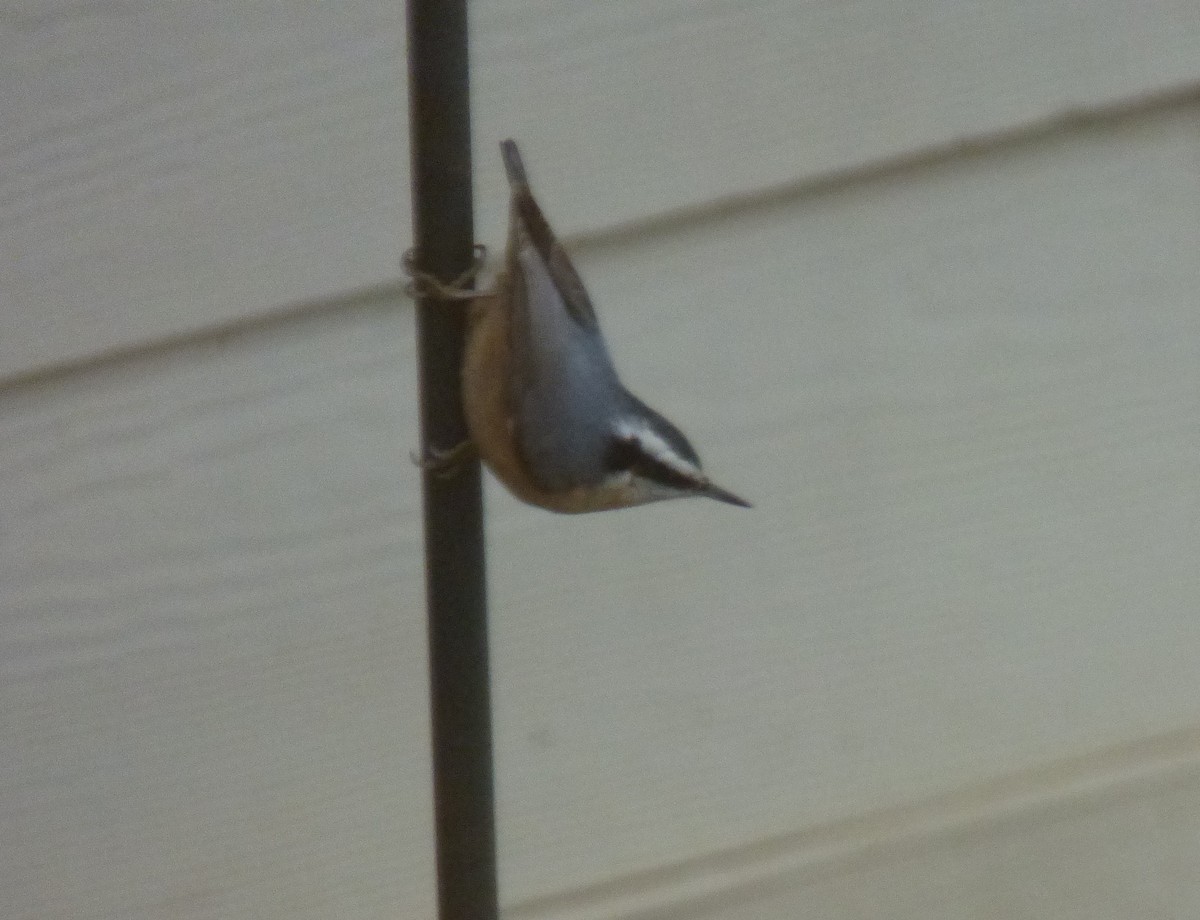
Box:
[500,139,529,189]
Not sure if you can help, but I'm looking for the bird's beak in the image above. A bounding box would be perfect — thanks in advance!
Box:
[700,481,752,508]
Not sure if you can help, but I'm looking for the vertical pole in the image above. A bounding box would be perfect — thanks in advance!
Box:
[405,1,498,918]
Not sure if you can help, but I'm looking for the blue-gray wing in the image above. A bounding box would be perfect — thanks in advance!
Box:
[509,235,622,491]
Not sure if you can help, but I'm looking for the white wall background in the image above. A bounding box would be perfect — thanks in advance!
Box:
[3,2,1200,918]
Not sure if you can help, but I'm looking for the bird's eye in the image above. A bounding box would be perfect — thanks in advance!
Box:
[603,435,642,473]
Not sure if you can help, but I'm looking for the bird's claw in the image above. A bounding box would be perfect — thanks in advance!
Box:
[410,439,477,479]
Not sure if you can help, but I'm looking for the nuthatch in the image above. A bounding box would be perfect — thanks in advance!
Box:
[410,139,750,514]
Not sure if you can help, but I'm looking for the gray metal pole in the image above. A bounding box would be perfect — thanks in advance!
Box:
[405,0,498,917]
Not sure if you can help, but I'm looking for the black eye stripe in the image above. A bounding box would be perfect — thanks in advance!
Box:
[604,436,701,492]
[603,436,639,472]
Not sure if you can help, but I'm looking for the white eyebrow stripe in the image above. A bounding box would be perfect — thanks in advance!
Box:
[613,419,703,478]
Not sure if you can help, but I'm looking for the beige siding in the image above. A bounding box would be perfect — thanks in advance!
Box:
[2,305,433,918]
[5,0,1200,378]
[3,2,1200,918]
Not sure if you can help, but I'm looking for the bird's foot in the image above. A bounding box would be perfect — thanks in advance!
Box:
[410,439,477,479]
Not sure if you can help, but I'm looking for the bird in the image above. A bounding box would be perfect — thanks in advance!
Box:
[409,139,750,514]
